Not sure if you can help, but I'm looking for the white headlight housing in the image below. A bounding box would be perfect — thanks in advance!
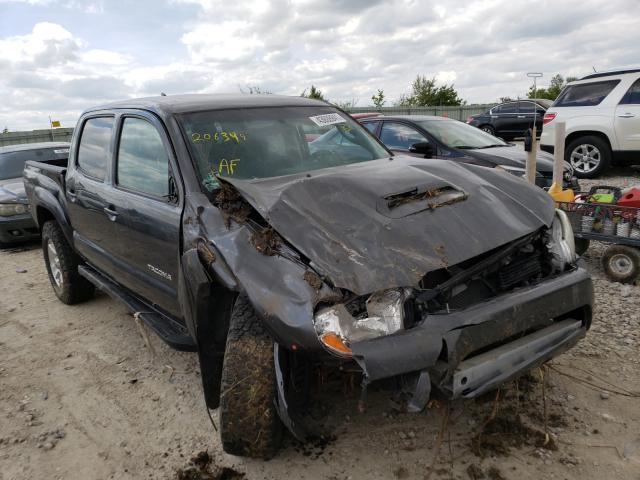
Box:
[314,288,409,354]
[0,203,29,217]
[546,209,576,270]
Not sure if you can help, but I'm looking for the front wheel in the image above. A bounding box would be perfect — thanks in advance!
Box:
[566,136,611,179]
[219,296,283,458]
[41,220,94,304]
[602,245,640,283]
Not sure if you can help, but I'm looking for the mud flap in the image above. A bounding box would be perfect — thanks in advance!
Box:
[179,248,235,410]
[273,343,308,442]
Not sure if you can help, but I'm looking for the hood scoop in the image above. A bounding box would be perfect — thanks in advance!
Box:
[377,182,467,218]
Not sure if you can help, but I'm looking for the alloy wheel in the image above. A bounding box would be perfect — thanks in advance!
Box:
[570,143,601,174]
[47,239,63,288]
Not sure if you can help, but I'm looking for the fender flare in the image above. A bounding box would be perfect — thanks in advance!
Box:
[32,187,73,246]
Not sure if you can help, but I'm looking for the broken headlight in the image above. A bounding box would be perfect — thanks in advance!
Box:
[314,288,410,355]
[546,209,576,270]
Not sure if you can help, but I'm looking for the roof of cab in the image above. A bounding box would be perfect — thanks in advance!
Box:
[0,142,70,154]
[86,94,329,117]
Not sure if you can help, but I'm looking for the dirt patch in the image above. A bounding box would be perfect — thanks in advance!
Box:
[486,466,506,480]
[175,451,245,480]
[472,413,555,458]
[250,228,280,256]
[303,271,323,290]
[215,182,252,228]
[466,464,485,479]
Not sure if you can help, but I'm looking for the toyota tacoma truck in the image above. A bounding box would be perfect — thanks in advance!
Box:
[23,94,593,459]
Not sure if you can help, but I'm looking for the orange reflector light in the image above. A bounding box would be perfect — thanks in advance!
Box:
[320,332,352,354]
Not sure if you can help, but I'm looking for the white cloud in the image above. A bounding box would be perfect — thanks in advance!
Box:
[1,0,639,131]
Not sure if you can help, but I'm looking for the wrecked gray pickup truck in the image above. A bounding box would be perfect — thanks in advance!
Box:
[23,94,593,459]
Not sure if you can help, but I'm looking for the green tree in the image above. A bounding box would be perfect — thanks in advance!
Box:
[371,89,386,108]
[239,85,272,94]
[301,85,325,101]
[332,98,358,110]
[528,74,577,100]
[2,126,8,134]
[399,75,465,107]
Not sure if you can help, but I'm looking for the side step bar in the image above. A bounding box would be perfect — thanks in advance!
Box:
[79,265,197,352]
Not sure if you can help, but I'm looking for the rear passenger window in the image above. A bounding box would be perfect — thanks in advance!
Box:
[554,80,620,107]
[117,117,169,198]
[620,79,640,105]
[77,117,114,180]
[498,103,517,113]
[362,121,379,134]
[518,102,536,113]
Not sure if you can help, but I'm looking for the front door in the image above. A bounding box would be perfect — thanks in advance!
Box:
[107,112,183,318]
[614,78,640,151]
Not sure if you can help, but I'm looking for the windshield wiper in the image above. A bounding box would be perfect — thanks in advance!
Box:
[475,144,509,149]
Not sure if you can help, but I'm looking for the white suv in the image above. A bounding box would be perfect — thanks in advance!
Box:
[540,69,640,178]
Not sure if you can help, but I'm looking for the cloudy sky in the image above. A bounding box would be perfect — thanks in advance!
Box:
[1,0,639,130]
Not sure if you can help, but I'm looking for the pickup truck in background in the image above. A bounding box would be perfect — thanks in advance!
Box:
[23,94,594,459]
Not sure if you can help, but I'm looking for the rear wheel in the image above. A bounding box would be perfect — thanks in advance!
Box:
[219,295,283,458]
[602,245,640,283]
[566,136,611,179]
[480,125,496,136]
[41,220,94,304]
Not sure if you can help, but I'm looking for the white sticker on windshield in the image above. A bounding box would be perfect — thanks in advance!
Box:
[308,113,346,127]
[54,149,69,154]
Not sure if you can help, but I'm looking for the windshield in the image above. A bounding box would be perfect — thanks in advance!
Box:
[179,106,389,192]
[415,119,508,149]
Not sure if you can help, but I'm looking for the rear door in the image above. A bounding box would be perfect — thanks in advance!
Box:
[491,102,519,135]
[65,115,121,278]
[614,78,640,151]
[107,112,183,318]
[516,101,539,133]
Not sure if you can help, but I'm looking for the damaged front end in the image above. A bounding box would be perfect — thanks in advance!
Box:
[183,158,592,441]
[311,209,592,410]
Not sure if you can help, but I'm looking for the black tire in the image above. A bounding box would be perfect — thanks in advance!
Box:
[41,220,94,304]
[219,295,282,459]
[602,245,640,284]
[565,135,611,179]
[480,125,496,136]
[574,238,591,256]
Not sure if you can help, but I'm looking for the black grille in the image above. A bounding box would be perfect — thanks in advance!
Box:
[498,254,541,290]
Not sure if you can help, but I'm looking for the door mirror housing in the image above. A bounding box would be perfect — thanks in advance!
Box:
[409,142,434,158]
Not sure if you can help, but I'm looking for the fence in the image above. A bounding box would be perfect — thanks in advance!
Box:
[0,104,496,147]
[0,128,74,147]
[345,104,495,121]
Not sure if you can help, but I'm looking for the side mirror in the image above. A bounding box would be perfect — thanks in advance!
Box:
[409,142,434,158]
[524,128,533,152]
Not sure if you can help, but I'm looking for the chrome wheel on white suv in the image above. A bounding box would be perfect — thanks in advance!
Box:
[565,135,611,179]
[570,143,601,175]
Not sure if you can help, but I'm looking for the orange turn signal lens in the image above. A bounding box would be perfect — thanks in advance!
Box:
[320,332,352,354]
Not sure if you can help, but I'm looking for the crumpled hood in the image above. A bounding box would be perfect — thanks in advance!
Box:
[0,178,28,203]
[225,157,555,295]
[466,145,568,174]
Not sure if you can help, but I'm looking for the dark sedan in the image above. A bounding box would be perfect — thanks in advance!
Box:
[466,99,551,140]
[359,115,578,190]
[0,142,69,245]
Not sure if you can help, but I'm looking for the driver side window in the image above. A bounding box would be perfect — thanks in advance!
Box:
[380,122,426,150]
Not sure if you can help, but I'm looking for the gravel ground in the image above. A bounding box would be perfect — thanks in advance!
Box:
[1,168,639,480]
